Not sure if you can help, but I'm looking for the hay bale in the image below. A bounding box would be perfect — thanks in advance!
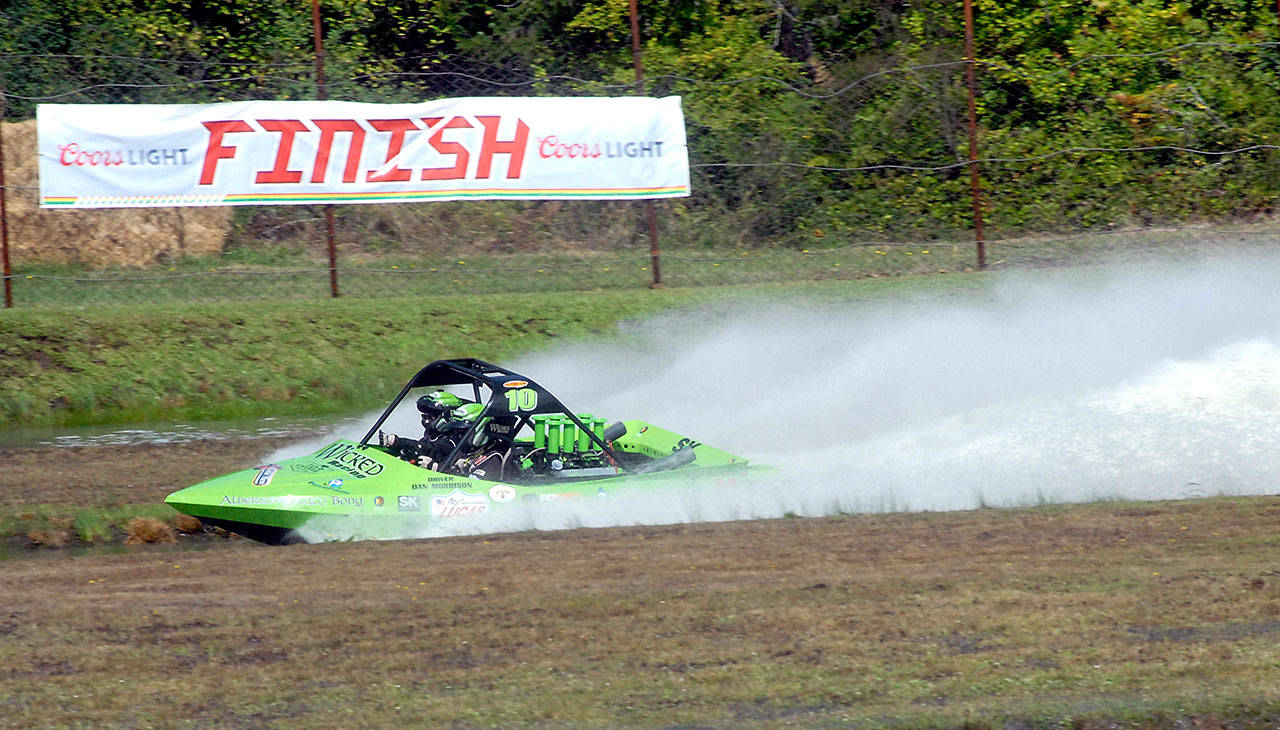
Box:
[124,516,177,544]
[3,120,231,267]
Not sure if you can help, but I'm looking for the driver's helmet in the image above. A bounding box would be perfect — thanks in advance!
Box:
[418,391,465,431]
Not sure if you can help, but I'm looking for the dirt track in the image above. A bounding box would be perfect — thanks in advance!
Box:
[0,437,298,510]
[4,481,1280,727]
[4,438,1280,726]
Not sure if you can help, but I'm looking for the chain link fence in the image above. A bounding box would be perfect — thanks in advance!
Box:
[4,6,1280,306]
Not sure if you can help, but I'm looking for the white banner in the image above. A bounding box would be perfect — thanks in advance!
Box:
[37,97,690,208]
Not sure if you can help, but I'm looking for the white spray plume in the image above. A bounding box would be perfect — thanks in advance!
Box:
[283,252,1280,540]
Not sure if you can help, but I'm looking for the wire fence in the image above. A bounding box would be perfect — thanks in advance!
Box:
[8,223,1278,307]
[4,6,1280,306]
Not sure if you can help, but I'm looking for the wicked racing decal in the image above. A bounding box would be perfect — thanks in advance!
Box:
[313,442,384,478]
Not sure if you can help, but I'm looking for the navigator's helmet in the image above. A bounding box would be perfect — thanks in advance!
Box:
[450,402,485,423]
[417,390,463,416]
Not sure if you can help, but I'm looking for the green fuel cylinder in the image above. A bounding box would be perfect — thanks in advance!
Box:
[576,413,594,451]
[532,415,548,450]
[562,419,578,453]
[546,417,562,454]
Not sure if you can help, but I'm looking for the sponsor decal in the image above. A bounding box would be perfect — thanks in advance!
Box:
[221,495,285,506]
[289,496,326,508]
[673,437,702,452]
[331,495,363,508]
[489,484,517,504]
[502,380,528,388]
[397,495,421,512]
[251,464,281,486]
[56,143,191,168]
[536,138,665,160]
[537,493,582,503]
[430,489,489,518]
[314,442,385,478]
[308,479,349,494]
[374,496,386,507]
[289,462,330,474]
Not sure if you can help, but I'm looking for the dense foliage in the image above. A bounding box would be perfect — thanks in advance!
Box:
[3,0,1279,247]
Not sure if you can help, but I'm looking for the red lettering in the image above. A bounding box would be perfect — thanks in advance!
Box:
[311,119,366,184]
[199,120,253,185]
[420,116,472,181]
[254,119,309,184]
[538,136,557,159]
[58,143,126,167]
[366,118,419,183]
[475,116,529,179]
[58,143,79,166]
[536,135,601,162]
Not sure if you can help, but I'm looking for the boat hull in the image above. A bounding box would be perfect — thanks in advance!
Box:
[166,433,762,544]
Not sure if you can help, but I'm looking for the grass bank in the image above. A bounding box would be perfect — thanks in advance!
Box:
[1,274,987,428]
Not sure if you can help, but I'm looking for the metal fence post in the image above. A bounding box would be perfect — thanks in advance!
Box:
[312,0,340,298]
[629,0,663,289]
[0,82,12,308]
[963,0,986,270]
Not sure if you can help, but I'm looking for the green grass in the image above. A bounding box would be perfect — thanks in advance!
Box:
[2,502,175,547]
[0,273,992,428]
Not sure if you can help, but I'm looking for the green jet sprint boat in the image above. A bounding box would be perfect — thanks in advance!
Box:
[165,358,758,544]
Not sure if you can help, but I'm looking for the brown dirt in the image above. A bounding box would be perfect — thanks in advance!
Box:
[2,438,1280,726]
[0,437,297,510]
[2,491,1280,728]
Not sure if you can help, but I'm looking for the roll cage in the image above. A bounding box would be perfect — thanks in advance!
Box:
[359,358,626,473]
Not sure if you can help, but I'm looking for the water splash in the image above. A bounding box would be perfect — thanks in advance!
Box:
[291,253,1280,540]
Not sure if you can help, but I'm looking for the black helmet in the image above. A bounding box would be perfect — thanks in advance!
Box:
[417,390,464,416]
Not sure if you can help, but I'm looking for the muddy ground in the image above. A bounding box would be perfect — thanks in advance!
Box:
[0,437,297,511]
[3,439,1280,726]
[0,436,305,551]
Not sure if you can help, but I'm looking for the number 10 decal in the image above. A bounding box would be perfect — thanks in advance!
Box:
[505,387,538,412]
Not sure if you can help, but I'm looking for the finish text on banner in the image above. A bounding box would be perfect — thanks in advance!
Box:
[37,97,690,209]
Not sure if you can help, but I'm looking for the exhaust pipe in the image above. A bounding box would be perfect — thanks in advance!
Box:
[635,446,697,474]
